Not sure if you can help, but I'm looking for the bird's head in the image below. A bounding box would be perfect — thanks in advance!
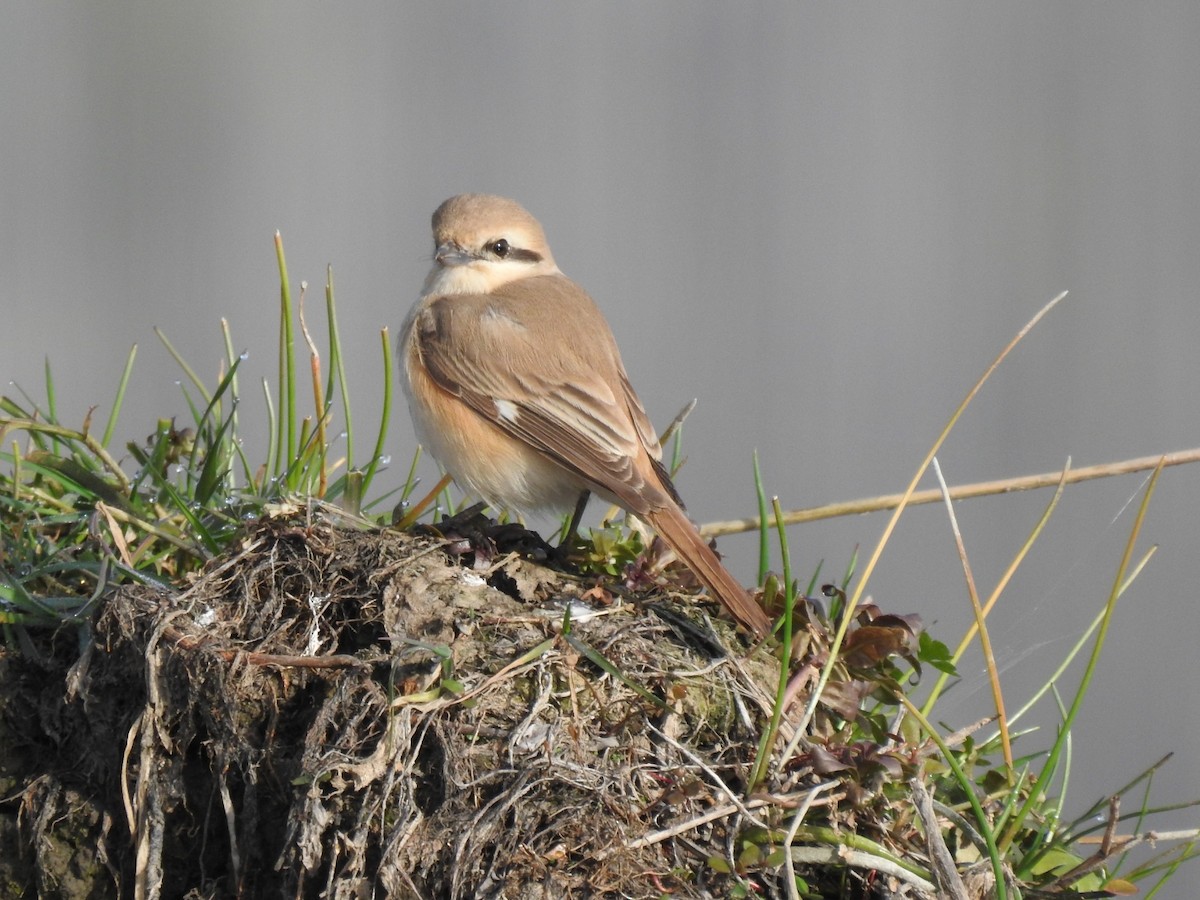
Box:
[423,194,560,295]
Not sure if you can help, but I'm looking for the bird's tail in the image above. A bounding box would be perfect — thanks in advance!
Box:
[644,502,771,638]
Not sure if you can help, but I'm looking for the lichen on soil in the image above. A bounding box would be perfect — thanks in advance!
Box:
[1,507,798,898]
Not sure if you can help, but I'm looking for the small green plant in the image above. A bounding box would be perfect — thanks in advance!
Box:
[733,295,1200,896]
[0,236,413,631]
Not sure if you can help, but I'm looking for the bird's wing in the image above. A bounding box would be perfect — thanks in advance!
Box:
[411,275,667,511]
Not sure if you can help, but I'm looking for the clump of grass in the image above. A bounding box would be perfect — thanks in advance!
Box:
[2,247,1197,897]
[0,235,411,629]
[722,294,1200,896]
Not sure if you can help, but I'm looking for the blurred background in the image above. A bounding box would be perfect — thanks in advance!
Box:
[4,4,1198,891]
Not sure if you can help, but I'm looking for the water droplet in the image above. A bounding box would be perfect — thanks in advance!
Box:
[376,454,391,466]
[238,351,249,361]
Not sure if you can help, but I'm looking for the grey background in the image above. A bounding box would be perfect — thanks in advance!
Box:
[4,3,1199,891]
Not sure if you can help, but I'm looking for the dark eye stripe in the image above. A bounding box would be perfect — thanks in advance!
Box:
[507,247,542,263]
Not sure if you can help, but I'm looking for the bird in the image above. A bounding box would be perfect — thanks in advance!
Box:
[400,194,771,638]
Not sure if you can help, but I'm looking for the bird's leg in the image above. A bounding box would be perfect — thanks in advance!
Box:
[559,489,592,550]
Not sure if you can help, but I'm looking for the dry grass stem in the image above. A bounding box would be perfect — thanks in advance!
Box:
[703,446,1200,537]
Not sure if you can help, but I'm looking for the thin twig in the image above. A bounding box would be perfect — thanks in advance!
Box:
[1077,827,1200,845]
[645,723,769,830]
[787,846,936,894]
[702,446,1200,537]
[162,625,370,670]
[657,398,696,449]
[911,776,969,900]
[783,780,840,900]
[623,799,754,851]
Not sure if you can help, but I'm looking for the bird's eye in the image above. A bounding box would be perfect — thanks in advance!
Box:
[489,239,510,258]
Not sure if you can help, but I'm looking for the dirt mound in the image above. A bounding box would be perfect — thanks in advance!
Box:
[1,509,786,898]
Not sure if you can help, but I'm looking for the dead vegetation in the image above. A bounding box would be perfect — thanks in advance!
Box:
[0,506,959,898]
[1,511,761,898]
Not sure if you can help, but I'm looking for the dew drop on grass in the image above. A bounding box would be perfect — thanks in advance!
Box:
[376,455,391,466]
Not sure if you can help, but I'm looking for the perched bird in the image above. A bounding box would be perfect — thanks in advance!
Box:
[400,194,771,638]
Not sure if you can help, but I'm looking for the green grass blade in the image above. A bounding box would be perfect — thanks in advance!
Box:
[750,496,795,789]
[1006,459,1163,864]
[141,462,220,556]
[101,344,138,448]
[43,358,58,425]
[275,231,297,480]
[194,408,236,507]
[154,327,212,404]
[2,419,130,490]
[559,628,668,711]
[189,355,245,504]
[360,327,393,497]
[24,451,130,510]
[753,450,770,586]
[325,265,354,471]
[261,377,277,492]
[897,693,1008,900]
[219,318,247,489]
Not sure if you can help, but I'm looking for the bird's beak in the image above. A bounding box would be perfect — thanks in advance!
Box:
[434,241,474,267]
